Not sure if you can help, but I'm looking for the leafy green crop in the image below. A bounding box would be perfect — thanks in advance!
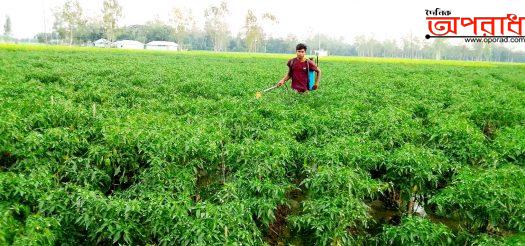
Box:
[377,216,454,245]
[430,165,525,232]
[1,44,524,245]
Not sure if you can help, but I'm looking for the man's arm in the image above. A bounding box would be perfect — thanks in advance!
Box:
[277,59,293,87]
[314,68,321,89]
[277,74,290,86]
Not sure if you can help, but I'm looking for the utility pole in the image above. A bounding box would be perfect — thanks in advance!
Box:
[318,31,320,50]
[42,0,48,43]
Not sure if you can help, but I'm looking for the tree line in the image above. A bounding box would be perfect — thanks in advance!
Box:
[2,0,524,62]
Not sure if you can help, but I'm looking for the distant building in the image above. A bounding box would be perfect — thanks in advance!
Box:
[315,49,329,57]
[93,38,111,48]
[113,40,144,50]
[145,41,178,51]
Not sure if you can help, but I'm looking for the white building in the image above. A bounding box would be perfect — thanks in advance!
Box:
[93,38,111,48]
[113,40,144,50]
[145,41,179,51]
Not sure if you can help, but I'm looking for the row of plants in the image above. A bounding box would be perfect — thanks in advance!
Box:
[1,44,523,244]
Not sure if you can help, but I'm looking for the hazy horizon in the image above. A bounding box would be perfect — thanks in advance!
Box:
[1,0,524,51]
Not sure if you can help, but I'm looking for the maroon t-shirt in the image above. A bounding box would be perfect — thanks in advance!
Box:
[287,58,319,92]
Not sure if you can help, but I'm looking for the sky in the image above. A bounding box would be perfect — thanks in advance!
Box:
[1,0,524,51]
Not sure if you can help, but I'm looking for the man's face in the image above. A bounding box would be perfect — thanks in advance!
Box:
[296,49,306,59]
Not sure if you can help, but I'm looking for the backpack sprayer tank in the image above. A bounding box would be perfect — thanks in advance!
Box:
[307,55,319,90]
[308,69,315,90]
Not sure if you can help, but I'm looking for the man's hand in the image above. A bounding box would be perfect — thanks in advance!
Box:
[277,80,285,87]
[313,83,318,90]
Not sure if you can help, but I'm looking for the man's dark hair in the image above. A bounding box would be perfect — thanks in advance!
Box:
[296,43,307,51]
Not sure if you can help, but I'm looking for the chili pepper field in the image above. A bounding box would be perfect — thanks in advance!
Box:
[0,44,524,245]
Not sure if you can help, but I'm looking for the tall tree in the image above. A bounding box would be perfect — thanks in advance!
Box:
[382,39,399,58]
[354,35,380,57]
[471,43,486,61]
[354,35,367,56]
[144,18,173,42]
[53,0,84,45]
[401,33,422,59]
[481,43,493,61]
[431,39,447,60]
[259,12,277,52]
[102,0,122,42]
[204,1,230,51]
[3,15,11,36]
[77,17,104,43]
[169,7,196,49]
[243,10,277,53]
[243,10,261,52]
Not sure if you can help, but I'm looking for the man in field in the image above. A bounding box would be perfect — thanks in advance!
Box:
[277,43,321,93]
